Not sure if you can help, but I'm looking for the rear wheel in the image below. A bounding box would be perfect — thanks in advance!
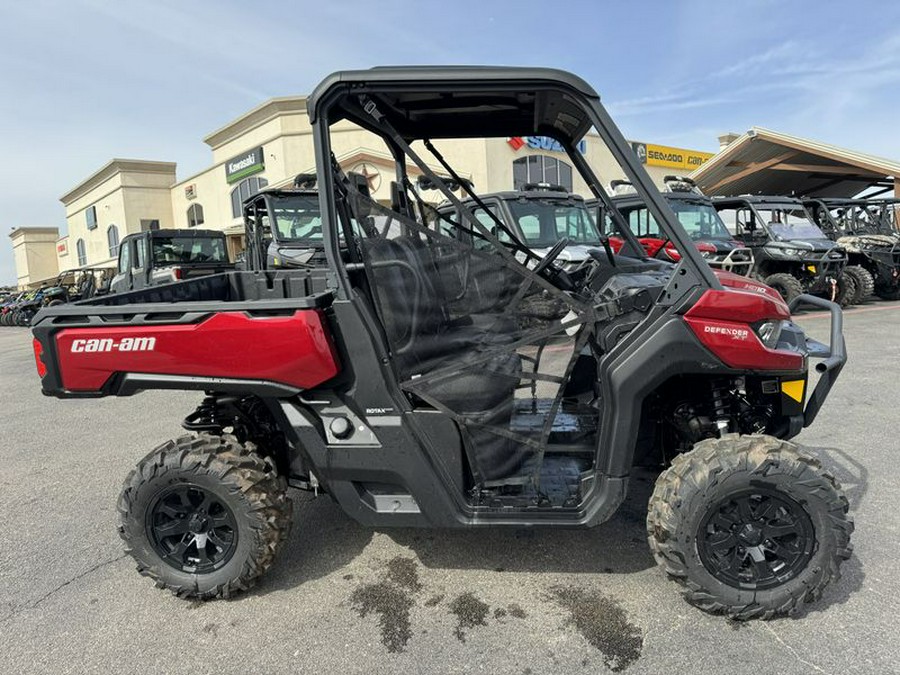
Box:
[763,273,803,304]
[647,434,852,620]
[118,433,293,599]
[844,265,874,303]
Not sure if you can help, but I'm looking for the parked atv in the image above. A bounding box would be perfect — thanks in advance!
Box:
[806,198,900,301]
[864,198,900,235]
[31,66,851,620]
[10,288,46,326]
[42,266,116,306]
[110,229,233,294]
[433,183,604,323]
[602,176,754,275]
[712,196,856,305]
[241,174,328,271]
[0,291,24,325]
[435,182,604,268]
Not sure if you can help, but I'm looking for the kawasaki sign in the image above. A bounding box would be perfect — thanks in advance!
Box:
[225,147,265,183]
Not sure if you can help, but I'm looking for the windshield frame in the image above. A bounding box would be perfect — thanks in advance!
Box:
[748,203,829,241]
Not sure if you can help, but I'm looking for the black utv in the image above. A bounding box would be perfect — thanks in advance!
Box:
[41,266,115,306]
[434,183,603,269]
[242,174,328,271]
[31,66,851,620]
[712,195,856,305]
[806,197,900,301]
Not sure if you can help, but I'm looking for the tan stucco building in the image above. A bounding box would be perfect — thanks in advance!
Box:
[10,227,60,289]
[9,95,714,288]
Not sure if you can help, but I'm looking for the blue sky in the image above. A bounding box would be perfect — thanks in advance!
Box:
[3,0,900,284]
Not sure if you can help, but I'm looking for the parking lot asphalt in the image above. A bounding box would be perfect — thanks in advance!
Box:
[1,303,898,675]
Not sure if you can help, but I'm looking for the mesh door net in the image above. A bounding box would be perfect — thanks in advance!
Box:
[340,175,596,488]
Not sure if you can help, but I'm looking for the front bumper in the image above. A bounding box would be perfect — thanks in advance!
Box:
[707,247,754,275]
[789,294,846,428]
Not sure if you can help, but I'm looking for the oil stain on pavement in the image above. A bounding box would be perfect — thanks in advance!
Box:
[350,579,415,653]
[448,592,490,641]
[349,555,421,653]
[550,586,643,672]
[349,557,640,668]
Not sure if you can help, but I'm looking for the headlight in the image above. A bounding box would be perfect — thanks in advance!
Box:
[754,320,785,349]
[769,247,803,257]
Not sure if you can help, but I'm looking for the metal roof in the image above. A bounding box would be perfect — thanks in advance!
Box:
[691,127,900,199]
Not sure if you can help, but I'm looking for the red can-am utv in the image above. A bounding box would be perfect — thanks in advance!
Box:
[601,176,755,276]
[30,66,851,619]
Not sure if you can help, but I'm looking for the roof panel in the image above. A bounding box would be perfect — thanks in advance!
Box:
[692,127,899,199]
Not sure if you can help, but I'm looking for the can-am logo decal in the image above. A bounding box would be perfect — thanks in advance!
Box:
[703,325,750,340]
[70,337,156,353]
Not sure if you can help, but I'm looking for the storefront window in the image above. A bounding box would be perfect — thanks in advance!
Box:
[76,238,86,266]
[230,177,268,218]
[107,224,120,257]
[512,155,573,192]
[187,203,204,228]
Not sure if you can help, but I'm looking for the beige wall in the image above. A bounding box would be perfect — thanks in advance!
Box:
[62,164,176,270]
[10,228,60,289]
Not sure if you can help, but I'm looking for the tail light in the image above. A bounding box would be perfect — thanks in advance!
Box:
[173,267,183,280]
[684,290,803,371]
[32,338,47,378]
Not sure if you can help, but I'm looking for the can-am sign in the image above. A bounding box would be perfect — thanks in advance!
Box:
[631,142,713,171]
[225,147,265,184]
[508,136,587,154]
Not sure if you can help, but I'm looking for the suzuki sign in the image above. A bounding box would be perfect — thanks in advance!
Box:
[508,136,587,154]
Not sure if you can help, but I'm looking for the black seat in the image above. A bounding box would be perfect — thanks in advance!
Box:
[361,235,521,412]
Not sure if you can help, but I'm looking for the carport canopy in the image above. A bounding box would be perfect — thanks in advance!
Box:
[691,127,900,199]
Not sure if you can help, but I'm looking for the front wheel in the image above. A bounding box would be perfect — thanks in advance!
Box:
[118,433,293,599]
[763,273,803,305]
[647,434,853,620]
[835,272,857,307]
[844,265,874,303]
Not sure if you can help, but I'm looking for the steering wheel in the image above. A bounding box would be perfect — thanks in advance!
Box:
[533,237,570,276]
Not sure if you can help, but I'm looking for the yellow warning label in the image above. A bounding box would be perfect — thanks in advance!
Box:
[781,380,805,403]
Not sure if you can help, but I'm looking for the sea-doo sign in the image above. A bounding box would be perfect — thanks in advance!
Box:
[631,142,713,171]
[225,147,265,184]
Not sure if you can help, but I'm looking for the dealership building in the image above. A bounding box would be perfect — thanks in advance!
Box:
[7,94,718,288]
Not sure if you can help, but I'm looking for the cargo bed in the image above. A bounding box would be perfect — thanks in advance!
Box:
[31,270,339,399]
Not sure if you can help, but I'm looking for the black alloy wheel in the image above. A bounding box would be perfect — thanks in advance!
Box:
[647,434,853,619]
[119,433,293,599]
[697,488,814,590]
[147,484,238,574]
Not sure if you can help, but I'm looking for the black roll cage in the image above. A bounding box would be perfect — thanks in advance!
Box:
[306,67,722,301]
